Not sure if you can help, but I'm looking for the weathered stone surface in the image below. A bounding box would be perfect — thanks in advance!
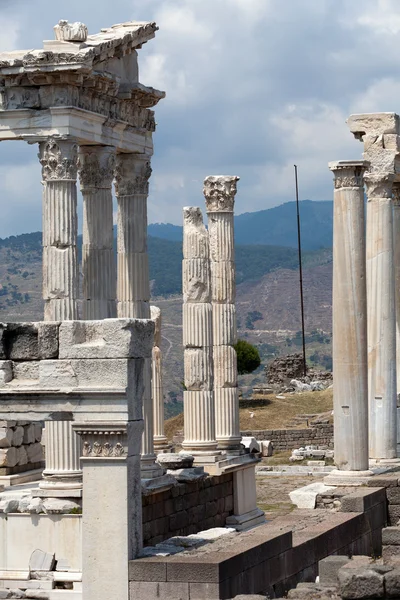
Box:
[16,445,28,466]
[42,498,80,514]
[289,483,335,509]
[4,323,39,360]
[384,567,400,597]
[266,353,306,384]
[382,526,400,546]
[0,427,13,448]
[38,322,59,359]
[12,426,24,447]
[26,442,43,463]
[29,549,55,571]
[241,436,260,453]
[156,453,194,470]
[260,440,273,457]
[338,567,384,599]
[319,555,351,585]
[34,423,43,442]
[23,424,36,444]
[167,467,206,483]
[0,446,17,467]
[12,361,39,381]
[184,348,213,391]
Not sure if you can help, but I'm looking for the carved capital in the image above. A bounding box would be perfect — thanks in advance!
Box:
[78,146,116,190]
[39,138,78,181]
[73,423,128,459]
[328,160,369,189]
[203,176,239,213]
[54,20,88,42]
[364,172,395,199]
[114,154,152,196]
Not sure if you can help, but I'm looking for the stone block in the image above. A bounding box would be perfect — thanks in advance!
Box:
[182,259,211,303]
[214,345,237,388]
[129,558,167,582]
[261,440,273,457]
[347,112,399,136]
[0,360,12,387]
[23,424,36,444]
[210,261,235,303]
[168,467,206,483]
[12,361,39,381]
[387,488,400,505]
[0,446,17,467]
[12,425,24,446]
[384,567,400,597]
[16,445,28,466]
[26,442,43,463]
[182,304,212,348]
[388,505,400,525]
[37,322,59,359]
[34,423,43,442]
[338,567,384,599]
[382,527,400,546]
[0,427,13,448]
[59,319,154,360]
[129,581,189,600]
[382,545,400,562]
[29,549,56,572]
[289,482,335,509]
[184,348,213,391]
[241,437,260,453]
[4,323,39,360]
[319,555,351,585]
[157,453,194,470]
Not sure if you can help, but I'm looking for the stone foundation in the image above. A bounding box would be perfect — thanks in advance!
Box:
[241,424,333,452]
[142,473,234,546]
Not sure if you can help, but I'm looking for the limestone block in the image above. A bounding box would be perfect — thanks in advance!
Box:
[213,345,237,388]
[0,427,13,448]
[0,360,12,386]
[210,261,235,303]
[183,207,209,260]
[338,567,384,600]
[156,453,194,470]
[182,304,212,348]
[26,442,43,463]
[16,444,28,466]
[3,323,38,360]
[213,304,237,346]
[289,483,335,509]
[12,426,24,447]
[59,319,154,359]
[0,446,17,467]
[319,556,352,586]
[261,440,273,457]
[182,259,211,303]
[29,549,56,571]
[38,322,59,359]
[347,112,399,136]
[184,348,213,391]
[384,568,400,597]
[23,424,36,445]
[13,361,39,381]
[34,423,43,442]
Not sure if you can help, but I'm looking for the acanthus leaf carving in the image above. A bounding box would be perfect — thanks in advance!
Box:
[78,148,116,189]
[114,156,152,196]
[203,175,240,213]
[39,138,78,181]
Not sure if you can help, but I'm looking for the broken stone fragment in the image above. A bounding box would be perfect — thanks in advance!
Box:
[54,20,88,42]
[156,452,194,470]
[29,548,56,572]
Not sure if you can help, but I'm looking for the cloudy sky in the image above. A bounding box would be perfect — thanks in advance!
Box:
[0,0,399,236]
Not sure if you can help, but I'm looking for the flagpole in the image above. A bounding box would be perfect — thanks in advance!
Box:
[294,165,307,377]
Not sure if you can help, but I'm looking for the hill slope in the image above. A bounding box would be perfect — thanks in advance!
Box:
[148,200,333,250]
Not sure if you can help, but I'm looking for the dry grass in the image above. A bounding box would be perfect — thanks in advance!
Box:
[164,388,333,441]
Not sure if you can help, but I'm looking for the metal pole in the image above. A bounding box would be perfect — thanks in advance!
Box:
[294,165,307,377]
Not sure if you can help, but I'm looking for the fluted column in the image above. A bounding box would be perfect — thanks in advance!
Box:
[365,172,397,460]
[204,176,242,453]
[181,207,219,455]
[329,161,370,473]
[39,421,82,493]
[39,138,79,321]
[115,154,162,477]
[394,183,400,398]
[151,306,169,451]
[78,145,116,320]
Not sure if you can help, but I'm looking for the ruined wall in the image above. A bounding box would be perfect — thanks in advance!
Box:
[142,473,234,546]
[241,424,333,451]
[0,420,43,475]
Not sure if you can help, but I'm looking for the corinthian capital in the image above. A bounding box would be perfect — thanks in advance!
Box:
[328,160,369,189]
[203,175,240,213]
[114,154,152,196]
[364,172,395,199]
[39,138,78,182]
[78,146,116,190]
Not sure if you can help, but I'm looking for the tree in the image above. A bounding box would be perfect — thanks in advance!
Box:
[234,339,261,375]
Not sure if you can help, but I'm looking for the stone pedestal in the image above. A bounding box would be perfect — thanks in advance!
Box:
[365,173,397,460]
[226,464,265,530]
[328,161,370,474]
[74,421,143,600]
[78,145,117,320]
[204,176,242,453]
[181,207,220,459]
[151,306,169,451]
[39,138,79,321]
[114,154,162,477]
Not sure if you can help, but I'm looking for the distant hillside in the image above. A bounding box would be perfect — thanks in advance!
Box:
[148,200,333,250]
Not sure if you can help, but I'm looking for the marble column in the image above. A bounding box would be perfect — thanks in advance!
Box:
[114,154,162,477]
[78,145,117,320]
[328,161,370,475]
[204,176,242,453]
[38,138,82,495]
[394,183,400,398]
[151,305,169,451]
[365,172,397,460]
[39,137,79,321]
[181,207,219,457]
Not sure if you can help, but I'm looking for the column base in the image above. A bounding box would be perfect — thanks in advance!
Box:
[153,436,171,453]
[226,508,266,531]
[38,471,83,497]
[141,454,164,479]
[217,438,243,454]
[324,469,373,486]
[185,451,225,465]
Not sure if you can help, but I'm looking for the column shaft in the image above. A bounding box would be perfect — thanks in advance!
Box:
[115,154,162,476]
[204,176,241,453]
[329,161,369,471]
[39,138,79,320]
[151,306,169,451]
[394,185,400,397]
[78,145,116,320]
[366,173,397,459]
[40,421,82,491]
[182,207,218,454]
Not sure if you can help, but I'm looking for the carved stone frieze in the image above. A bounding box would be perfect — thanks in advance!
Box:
[39,138,78,181]
[73,423,128,459]
[114,154,152,196]
[203,176,240,213]
[364,172,395,199]
[328,161,369,189]
[78,146,116,189]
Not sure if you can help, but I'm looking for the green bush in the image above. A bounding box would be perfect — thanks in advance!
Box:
[234,339,261,375]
